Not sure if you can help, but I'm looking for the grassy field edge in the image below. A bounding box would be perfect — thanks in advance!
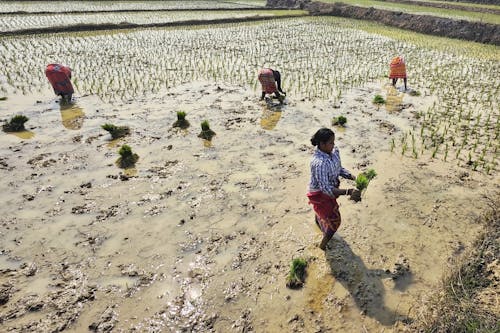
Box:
[413,194,500,332]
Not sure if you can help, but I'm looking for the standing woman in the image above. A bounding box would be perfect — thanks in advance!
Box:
[307,128,356,250]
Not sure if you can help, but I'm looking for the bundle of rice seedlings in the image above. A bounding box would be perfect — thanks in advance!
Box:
[3,115,28,132]
[198,120,216,141]
[373,94,385,105]
[332,115,347,127]
[102,123,130,139]
[351,169,377,202]
[172,111,190,129]
[116,144,139,168]
[286,258,307,289]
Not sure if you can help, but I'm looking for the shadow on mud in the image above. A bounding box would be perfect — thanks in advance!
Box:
[325,237,408,326]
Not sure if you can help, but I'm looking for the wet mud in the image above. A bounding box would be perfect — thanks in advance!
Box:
[0,80,496,331]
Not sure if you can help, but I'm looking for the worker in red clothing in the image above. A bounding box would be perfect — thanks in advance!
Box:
[258,68,286,104]
[45,64,74,103]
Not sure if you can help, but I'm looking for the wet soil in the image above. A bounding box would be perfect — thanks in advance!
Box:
[0,80,497,332]
[268,0,500,45]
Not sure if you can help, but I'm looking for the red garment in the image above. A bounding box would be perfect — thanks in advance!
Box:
[307,191,341,237]
[258,68,277,94]
[389,56,407,79]
[45,64,74,95]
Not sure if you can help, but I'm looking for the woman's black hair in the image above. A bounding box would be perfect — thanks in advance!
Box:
[311,128,335,146]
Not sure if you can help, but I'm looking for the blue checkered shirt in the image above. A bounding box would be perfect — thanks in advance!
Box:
[309,147,353,197]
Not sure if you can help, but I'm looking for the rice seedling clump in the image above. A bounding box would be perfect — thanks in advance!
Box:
[173,111,190,129]
[198,120,216,141]
[286,258,307,289]
[332,115,347,126]
[3,115,29,132]
[102,123,130,139]
[116,144,139,168]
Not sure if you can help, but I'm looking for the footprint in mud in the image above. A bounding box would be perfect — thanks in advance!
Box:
[324,237,409,326]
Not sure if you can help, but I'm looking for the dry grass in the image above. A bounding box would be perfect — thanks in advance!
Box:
[414,195,500,332]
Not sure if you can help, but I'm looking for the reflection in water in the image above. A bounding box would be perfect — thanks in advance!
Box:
[8,130,35,139]
[385,85,404,113]
[107,138,124,148]
[60,104,85,130]
[260,107,282,130]
[202,139,213,148]
[123,168,137,177]
[325,237,407,326]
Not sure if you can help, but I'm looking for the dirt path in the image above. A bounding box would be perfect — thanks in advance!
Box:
[0,80,496,331]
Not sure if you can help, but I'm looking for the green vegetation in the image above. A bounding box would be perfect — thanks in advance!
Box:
[355,173,369,191]
[286,258,307,289]
[101,123,130,139]
[332,115,347,126]
[3,115,29,132]
[317,0,500,24]
[172,111,190,129]
[352,169,377,202]
[373,94,385,105]
[198,120,216,141]
[116,144,139,168]
[0,97,7,101]
[414,196,499,332]
[364,169,377,180]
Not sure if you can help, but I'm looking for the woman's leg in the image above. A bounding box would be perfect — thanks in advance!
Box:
[319,229,334,250]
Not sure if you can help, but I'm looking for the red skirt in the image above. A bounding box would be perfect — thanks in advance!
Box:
[307,191,341,237]
[258,68,277,94]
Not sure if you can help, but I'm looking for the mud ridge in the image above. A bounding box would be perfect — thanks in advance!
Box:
[267,0,500,45]
[379,0,500,15]
[0,14,307,37]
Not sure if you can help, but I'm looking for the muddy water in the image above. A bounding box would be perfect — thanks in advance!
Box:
[0,80,496,332]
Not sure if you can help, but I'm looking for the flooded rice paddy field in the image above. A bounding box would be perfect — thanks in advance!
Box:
[0,10,294,33]
[0,14,499,333]
[1,17,498,172]
[0,0,266,13]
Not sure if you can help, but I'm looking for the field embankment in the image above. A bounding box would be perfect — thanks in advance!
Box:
[446,0,498,4]
[413,194,500,331]
[267,0,500,45]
